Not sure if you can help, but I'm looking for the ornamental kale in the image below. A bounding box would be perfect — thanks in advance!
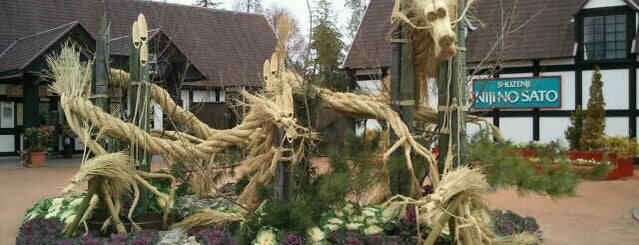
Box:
[492,209,541,236]
[189,226,237,245]
[16,218,65,245]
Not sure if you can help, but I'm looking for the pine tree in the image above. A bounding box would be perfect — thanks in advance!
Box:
[310,0,347,91]
[565,106,585,150]
[580,66,606,150]
[194,0,223,8]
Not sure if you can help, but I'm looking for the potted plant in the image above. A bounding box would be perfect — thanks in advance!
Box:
[23,127,49,167]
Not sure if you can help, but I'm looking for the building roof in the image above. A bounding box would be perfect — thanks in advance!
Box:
[109,29,206,81]
[110,29,161,56]
[344,0,638,70]
[0,0,276,87]
[343,0,394,71]
[0,21,91,73]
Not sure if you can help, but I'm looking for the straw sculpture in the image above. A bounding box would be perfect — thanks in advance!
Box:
[45,2,513,243]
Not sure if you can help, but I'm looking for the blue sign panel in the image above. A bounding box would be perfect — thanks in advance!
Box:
[472,76,562,109]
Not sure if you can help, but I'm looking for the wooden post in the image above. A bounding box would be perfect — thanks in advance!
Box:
[453,0,468,166]
[129,14,152,214]
[272,54,289,201]
[437,0,469,242]
[437,0,468,171]
[390,1,417,195]
[274,129,289,201]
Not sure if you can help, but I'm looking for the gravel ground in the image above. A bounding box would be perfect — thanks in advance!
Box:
[1,157,637,244]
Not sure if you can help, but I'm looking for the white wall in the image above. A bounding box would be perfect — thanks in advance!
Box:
[0,135,14,152]
[541,71,576,110]
[499,73,534,78]
[582,69,629,110]
[192,90,216,103]
[219,89,226,102]
[153,103,163,130]
[74,137,85,151]
[181,90,190,110]
[499,117,534,142]
[539,117,570,144]
[605,117,629,136]
[357,80,382,95]
[583,0,627,9]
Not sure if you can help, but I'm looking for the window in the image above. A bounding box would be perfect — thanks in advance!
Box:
[583,14,627,60]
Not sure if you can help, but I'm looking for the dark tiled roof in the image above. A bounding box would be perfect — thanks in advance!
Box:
[345,0,639,70]
[0,21,82,72]
[0,0,276,87]
[466,0,585,63]
[110,29,161,56]
[343,0,394,70]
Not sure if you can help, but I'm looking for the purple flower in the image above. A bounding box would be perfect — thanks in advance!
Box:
[17,218,65,245]
[110,233,128,245]
[345,234,362,245]
[55,239,78,245]
[365,234,383,245]
[329,231,344,241]
[399,207,417,230]
[81,234,104,245]
[422,185,433,196]
[386,236,402,245]
[130,231,158,245]
[285,233,303,245]
[200,230,224,245]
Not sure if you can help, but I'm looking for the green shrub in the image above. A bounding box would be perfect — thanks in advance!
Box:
[565,106,585,150]
[580,66,606,150]
[24,127,49,152]
[603,136,638,158]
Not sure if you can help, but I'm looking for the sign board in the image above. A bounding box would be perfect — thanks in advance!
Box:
[472,76,561,109]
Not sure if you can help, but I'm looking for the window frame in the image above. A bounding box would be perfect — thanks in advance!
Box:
[578,6,635,63]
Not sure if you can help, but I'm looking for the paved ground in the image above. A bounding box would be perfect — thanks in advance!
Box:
[483,173,639,244]
[0,157,638,244]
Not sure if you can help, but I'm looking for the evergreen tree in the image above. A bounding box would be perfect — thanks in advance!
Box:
[345,0,368,39]
[194,0,223,8]
[565,106,585,150]
[310,0,347,91]
[232,0,263,13]
[580,66,606,150]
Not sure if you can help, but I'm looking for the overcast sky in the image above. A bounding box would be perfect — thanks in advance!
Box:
[154,0,352,40]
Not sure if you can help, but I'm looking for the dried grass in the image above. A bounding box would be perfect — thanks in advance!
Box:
[172,210,246,230]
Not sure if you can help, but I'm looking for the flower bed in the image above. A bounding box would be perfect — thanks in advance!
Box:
[565,151,634,180]
[18,194,544,245]
[517,150,633,180]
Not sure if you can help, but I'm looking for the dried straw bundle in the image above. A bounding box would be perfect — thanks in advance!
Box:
[493,232,542,245]
[63,152,137,199]
[173,210,247,230]
[419,167,489,223]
